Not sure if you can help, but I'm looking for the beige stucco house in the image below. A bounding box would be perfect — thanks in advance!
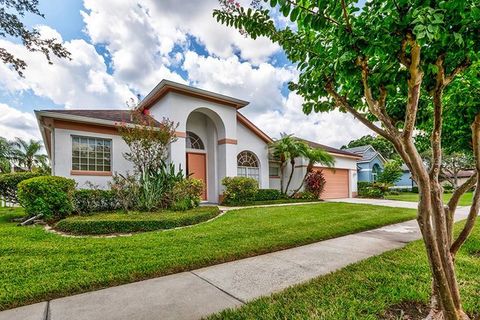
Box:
[35,80,360,203]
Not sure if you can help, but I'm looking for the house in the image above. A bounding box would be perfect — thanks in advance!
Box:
[35,80,361,203]
[344,145,386,183]
[395,163,417,190]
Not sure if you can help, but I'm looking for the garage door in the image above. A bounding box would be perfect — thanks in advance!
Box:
[313,167,349,199]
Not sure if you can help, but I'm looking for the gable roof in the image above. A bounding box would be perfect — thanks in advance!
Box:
[297,138,362,159]
[344,145,386,163]
[137,80,250,111]
[237,112,273,143]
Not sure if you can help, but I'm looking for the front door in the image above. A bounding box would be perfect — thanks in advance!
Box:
[186,152,207,200]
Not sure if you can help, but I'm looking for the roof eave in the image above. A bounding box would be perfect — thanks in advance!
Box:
[138,79,250,111]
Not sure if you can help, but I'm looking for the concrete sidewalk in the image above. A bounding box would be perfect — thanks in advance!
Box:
[0,200,471,320]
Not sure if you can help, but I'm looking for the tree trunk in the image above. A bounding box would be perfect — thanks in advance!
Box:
[280,161,286,194]
[285,158,296,196]
[291,162,313,197]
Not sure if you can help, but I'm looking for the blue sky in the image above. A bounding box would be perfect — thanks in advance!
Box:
[0,0,371,146]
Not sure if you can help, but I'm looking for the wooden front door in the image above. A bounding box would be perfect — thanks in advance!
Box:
[186,152,207,200]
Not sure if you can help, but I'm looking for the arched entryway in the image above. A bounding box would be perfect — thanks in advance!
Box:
[185,108,226,202]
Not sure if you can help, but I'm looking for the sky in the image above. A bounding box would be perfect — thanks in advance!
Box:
[0,0,373,147]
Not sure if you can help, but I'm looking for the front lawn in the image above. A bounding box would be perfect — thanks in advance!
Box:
[385,191,473,206]
[223,198,320,207]
[0,202,416,310]
[209,221,480,320]
[55,206,220,235]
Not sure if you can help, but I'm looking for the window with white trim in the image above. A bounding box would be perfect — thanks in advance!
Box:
[72,136,112,172]
[237,151,260,183]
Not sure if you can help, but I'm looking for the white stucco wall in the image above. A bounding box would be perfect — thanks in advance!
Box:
[236,122,270,189]
[53,128,133,189]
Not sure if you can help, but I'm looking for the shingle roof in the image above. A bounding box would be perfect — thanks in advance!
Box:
[40,109,162,127]
[296,138,361,158]
[343,145,382,162]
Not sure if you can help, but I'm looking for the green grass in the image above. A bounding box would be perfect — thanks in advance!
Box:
[385,191,473,206]
[208,221,480,320]
[0,203,416,311]
[55,206,220,235]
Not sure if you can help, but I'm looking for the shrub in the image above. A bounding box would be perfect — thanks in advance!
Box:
[170,178,204,211]
[73,189,119,215]
[358,182,388,198]
[0,172,43,203]
[18,176,76,221]
[412,186,419,193]
[221,176,258,205]
[254,189,282,201]
[110,173,140,211]
[305,170,326,199]
[293,191,317,200]
[55,206,220,235]
[377,161,403,185]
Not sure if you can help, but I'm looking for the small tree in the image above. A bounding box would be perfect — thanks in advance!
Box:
[292,146,334,196]
[269,133,307,195]
[214,1,480,318]
[305,170,326,199]
[377,160,403,185]
[117,110,178,175]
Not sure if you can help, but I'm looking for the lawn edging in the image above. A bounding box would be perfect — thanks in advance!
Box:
[54,206,221,235]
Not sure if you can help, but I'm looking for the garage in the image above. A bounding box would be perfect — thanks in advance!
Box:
[314,167,350,199]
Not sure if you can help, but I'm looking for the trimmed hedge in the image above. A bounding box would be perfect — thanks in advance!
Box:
[0,172,44,203]
[254,189,282,201]
[74,189,119,215]
[55,206,220,235]
[18,176,76,221]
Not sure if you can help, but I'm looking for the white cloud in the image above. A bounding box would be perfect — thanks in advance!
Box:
[0,27,135,109]
[250,93,374,148]
[0,104,40,141]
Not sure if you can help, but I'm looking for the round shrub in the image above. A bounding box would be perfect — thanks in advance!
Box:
[0,172,44,203]
[18,176,76,221]
[221,176,258,205]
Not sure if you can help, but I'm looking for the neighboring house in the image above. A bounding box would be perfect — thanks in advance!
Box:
[395,163,417,190]
[344,145,386,183]
[441,169,475,188]
[35,80,361,202]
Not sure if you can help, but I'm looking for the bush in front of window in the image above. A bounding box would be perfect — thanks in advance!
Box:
[221,176,258,205]
[18,176,76,221]
[73,189,119,215]
[169,178,204,211]
[254,189,282,201]
[0,172,44,204]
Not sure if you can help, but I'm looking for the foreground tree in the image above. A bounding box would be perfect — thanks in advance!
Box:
[1,0,70,76]
[215,1,480,318]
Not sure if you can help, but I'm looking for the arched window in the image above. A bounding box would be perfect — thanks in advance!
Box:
[237,151,260,183]
[186,131,205,150]
[372,163,381,182]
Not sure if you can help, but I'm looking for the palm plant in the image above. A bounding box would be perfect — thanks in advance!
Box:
[269,134,308,195]
[292,147,334,196]
[11,138,46,171]
[0,137,14,173]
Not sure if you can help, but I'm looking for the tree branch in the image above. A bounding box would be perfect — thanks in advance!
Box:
[402,34,423,139]
[429,55,445,179]
[340,0,352,32]
[450,114,480,255]
[324,81,392,140]
[444,58,471,86]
